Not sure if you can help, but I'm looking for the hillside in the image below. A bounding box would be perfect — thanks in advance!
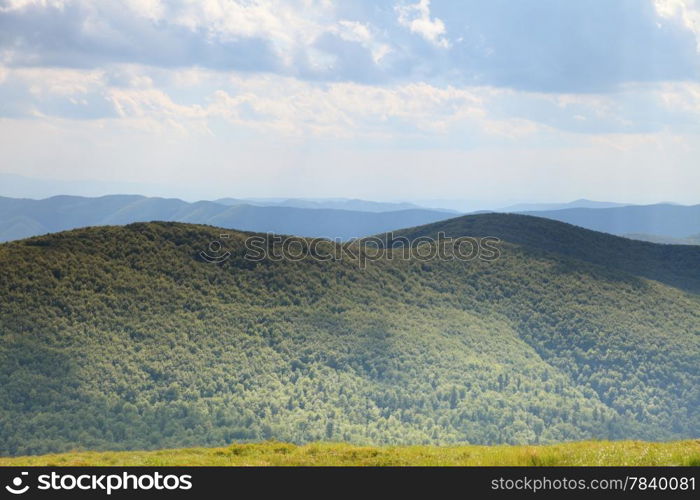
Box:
[379,213,700,294]
[0,216,698,456]
[0,195,452,242]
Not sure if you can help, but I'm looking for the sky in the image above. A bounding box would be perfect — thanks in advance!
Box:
[0,0,699,206]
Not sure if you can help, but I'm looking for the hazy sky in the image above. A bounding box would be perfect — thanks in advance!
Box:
[1,0,699,204]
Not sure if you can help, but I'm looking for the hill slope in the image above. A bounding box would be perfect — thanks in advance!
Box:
[0,216,698,456]
[0,195,452,242]
[379,213,700,294]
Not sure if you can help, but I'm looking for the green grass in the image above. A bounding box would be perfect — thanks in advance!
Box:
[2,440,699,466]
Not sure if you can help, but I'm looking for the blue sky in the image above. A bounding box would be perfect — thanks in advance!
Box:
[0,0,699,205]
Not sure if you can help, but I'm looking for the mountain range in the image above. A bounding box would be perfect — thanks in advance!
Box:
[2,194,699,245]
[500,199,629,212]
[623,233,700,245]
[214,197,456,213]
[0,214,698,456]
[0,195,454,243]
[518,204,700,240]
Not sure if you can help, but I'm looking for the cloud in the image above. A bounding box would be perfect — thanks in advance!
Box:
[0,0,66,11]
[0,66,116,119]
[0,64,509,140]
[332,20,392,64]
[654,0,700,51]
[108,72,492,139]
[5,63,700,145]
[0,0,336,74]
[1,0,698,92]
[0,0,699,205]
[396,0,450,48]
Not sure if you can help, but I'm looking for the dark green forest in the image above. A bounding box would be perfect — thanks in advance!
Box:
[0,215,698,456]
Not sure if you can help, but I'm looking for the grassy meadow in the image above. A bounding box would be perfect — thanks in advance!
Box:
[1,440,699,467]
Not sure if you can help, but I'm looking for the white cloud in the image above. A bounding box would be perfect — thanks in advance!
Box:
[0,0,66,12]
[121,0,164,21]
[332,20,392,64]
[656,81,700,114]
[125,0,335,67]
[199,76,490,138]
[654,0,700,51]
[334,20,372,44]
[0,65,515,139]
[21,67,104,96]
[1,0,339,69]
[5,64,700,140]
[2,0,698,91]
[396,0,450,48]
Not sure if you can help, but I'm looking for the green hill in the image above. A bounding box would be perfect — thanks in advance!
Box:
[377,213,700,293]
[0,216,698,456]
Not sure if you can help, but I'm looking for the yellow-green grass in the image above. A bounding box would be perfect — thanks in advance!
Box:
[1,441,699,467]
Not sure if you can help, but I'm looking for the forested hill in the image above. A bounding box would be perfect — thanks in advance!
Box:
[0,218,698,456]
[377,213,700,294]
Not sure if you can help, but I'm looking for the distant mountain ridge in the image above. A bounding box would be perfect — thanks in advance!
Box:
[518,203,700,239]
[624,233,700,245]
[3,194,699,244]
[501,198,630,212]
[213,197,457,213]
[0,195,454,242]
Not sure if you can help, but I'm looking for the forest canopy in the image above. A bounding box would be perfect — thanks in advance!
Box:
[0,216,698,456]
